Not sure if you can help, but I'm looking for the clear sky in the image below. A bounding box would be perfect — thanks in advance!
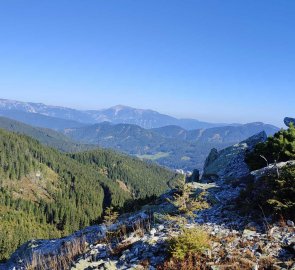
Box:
[0,1,294,127]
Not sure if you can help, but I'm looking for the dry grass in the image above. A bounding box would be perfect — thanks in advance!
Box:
[2,166,58,203]
[116,180,131,193]
[157,253,208,270]
[158,253,280,270]
[25,236,86,270]
[105,213,153,257]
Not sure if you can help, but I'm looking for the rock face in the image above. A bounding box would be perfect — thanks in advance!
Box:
[284,117,295,127]
[202,131,267,180]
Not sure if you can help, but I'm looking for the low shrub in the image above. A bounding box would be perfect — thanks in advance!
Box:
[168,227,210,260]
[237,164,295,220]
[167,183,209,219]
[103,206,119,226]
[246,124,295,171]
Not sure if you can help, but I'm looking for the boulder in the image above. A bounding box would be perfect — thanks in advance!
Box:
[186,169,200,183]
[284,117,295,127]
[251,160,295,181]
[202,131,267,181]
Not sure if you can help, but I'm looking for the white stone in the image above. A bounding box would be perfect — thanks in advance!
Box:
[150,228,157,236]
[287,220,295,227]
[252,264,259,270]
[158,225,164,231]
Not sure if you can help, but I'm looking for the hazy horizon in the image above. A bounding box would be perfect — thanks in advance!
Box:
[1,1,294,127]
[0,96,286,127]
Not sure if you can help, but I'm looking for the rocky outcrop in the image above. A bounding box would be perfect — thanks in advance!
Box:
[186,169,200,183]
[202,131,267,181]
[251,160,295,181]
[284,117,295,127]
[0,212,151,270]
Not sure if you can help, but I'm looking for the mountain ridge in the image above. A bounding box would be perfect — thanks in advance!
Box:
[0,98,237,130]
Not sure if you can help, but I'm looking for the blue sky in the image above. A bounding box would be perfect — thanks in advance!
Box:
[0,1,294,127]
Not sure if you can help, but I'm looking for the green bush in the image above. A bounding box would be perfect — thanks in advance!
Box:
[168,227,210,260]
[246,124,295,170]
[238,164,295,220]
[103,206,119,226]
[167,181,209,219]
[266,165,295,218]
[242,124,295,219]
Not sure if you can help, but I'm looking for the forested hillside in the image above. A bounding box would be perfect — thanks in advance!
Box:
[0,116,96,152]
[0,129,180,261]
[70,149,179,198]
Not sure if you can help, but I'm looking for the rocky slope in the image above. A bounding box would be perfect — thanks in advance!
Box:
[2,160,294,270]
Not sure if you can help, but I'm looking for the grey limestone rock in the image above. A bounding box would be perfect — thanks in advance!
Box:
[202,131,267,181]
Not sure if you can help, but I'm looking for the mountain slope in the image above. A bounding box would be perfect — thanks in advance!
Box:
[64,122,200,170]
[0,99,92,123]
[0,109,86,130]
[0,128,180,260]
[64,122,171,154]
[0,116,94,152]
[0,99,230,130]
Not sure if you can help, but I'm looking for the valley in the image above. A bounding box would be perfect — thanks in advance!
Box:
[0,99,293,269]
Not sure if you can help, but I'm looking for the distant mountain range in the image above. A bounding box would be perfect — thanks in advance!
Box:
[151,122,277,143]
[64,121,279,171]
[0,98,280,171]
[0,98,234,130]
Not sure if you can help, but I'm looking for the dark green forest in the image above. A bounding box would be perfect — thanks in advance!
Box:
[0,128,180,261]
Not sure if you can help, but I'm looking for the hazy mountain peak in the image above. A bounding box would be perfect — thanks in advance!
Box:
[109,104,133,110]
[0,98,267,130]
